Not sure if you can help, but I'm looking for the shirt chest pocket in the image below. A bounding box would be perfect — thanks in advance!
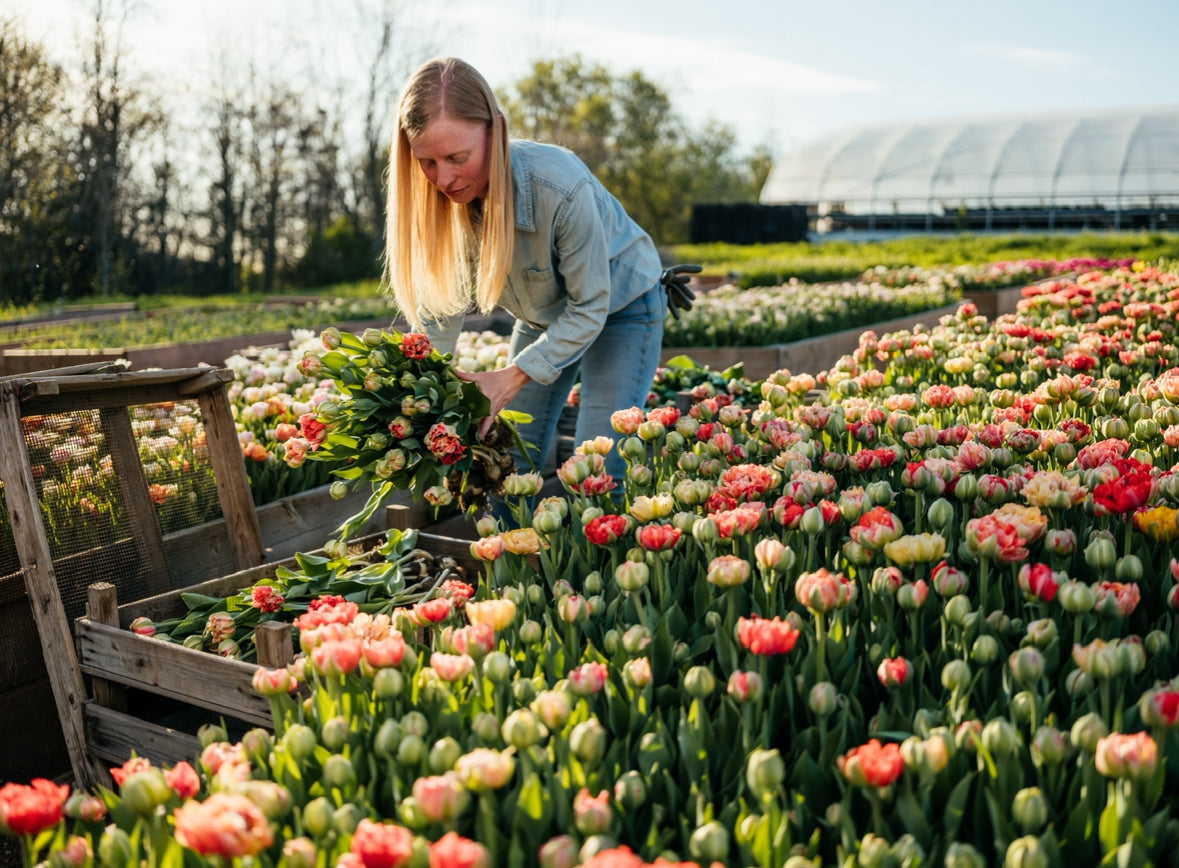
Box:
[517,265,564,325]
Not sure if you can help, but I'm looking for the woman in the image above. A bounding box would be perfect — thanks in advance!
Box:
[385,56,673,488]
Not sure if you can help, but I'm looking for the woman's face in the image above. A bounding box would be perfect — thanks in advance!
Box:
[409,113,491,204]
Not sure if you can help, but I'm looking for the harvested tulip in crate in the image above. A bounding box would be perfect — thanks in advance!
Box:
[73,526,480,777]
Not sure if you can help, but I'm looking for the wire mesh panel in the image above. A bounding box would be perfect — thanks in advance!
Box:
[0,366,262,786]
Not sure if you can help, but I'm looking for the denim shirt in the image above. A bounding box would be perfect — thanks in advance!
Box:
[426,140,662,385]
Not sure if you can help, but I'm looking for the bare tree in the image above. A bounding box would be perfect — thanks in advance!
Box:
[242,73,302,293]
[0,16,71,304]
[202,53,247,296]
[73,0,155,296]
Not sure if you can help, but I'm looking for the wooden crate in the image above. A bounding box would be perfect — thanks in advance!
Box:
[0,363,265,787]
[74,529,480,773]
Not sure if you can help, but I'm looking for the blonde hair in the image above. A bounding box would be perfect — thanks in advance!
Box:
[385,57,514,330]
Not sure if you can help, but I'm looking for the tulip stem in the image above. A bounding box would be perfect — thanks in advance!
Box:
[979,557,991,620]
[815,611,828,684]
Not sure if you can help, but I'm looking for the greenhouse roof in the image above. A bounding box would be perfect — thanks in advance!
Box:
[760,106,1179,215]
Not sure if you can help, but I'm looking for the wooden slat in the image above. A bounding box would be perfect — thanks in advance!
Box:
[99,407,172,594]
[196,387,265,571]
[85,583,128,713]
[176,369,232,397]
[17,367,227,394]
[75,619,272,727]
[0,382,110,789]
[83,702,202,768]
[17,384,211,416]
[0,360,129,382]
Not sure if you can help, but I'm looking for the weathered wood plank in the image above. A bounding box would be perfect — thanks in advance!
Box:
[83,702,202,768]
[255,622,294,669]
[85,583,128,713]
[75,619,272,727]
[0,382,110,789]
[99,407,172,594]
[196,387,265,571]
[16,367,233,394]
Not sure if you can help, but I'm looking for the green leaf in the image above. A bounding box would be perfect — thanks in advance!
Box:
[178,592,229,611]
[1099,796,1122,856]
[943,771,974,841]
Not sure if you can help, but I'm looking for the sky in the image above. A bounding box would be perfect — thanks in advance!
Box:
[12,0,1179,158]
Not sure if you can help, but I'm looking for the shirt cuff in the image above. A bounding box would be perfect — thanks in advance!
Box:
[513,346,560,386]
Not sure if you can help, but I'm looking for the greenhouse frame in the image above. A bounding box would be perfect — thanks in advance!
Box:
[760,106,1179,233]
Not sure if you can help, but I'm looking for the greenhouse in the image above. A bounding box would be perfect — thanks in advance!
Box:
[761,106,1179,233]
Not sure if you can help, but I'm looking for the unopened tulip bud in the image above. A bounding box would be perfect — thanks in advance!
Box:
[808,681,839,717]
[942,659,972,691]
[986,610,1012,635]
[570,719,608,765]
[1010,691,1038,724]
[927,497,954,530]
[120,768,172,816]
[1009,647,1045,686]
[1145,630,1171,657]
[1012,787,1050,834]
[461,713,495,745]
[1070,712,1108,754]
[1023,618,1058,649]
[982,718,1021,758]
[616,626,651,657]
[483,651,513,684]
[301,798,334,840]
[97,827,133,867]
[689,821,730,863]
[539,835,579,868]
[1004,836,1049,868]
[614,560,650,592]
[1043,528,1076,557]
[613,770,646,809]
[890,834,924,867]
[501,709,546,749]
[971,635,999,665]
[684,665,717,699]
[1029,725,1069,766]
[945,842,987,868]
[945,595,973,627]
[745,747,786,802]
[321,754,356,793]
[1084,535,1117,571]
[1057,580,1094,614]
[856,834,890,868]
[727,670,763,703]
[1115,554,1144,583]
[896,580,930,610]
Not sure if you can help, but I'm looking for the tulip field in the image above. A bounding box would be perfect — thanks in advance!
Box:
[3,260,1179,867]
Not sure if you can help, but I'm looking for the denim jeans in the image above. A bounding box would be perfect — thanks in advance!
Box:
[507,286,667,484]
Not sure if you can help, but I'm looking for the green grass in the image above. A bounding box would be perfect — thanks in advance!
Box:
[669,231,1179,281]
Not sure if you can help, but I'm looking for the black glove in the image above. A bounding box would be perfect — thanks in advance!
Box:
[661,264,702,320]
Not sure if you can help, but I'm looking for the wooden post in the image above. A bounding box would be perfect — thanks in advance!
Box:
[255,621,294,669]
[194,385,265,571]
[0,383,110,788]
[85,583,128,713]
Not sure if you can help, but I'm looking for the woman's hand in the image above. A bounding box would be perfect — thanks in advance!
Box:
[456,365,531,437]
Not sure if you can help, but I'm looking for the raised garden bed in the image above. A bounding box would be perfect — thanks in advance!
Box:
[660,302,960,379]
